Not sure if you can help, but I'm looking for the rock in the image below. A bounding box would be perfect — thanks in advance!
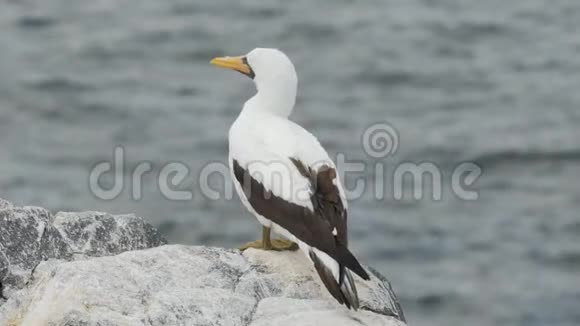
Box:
[249,298,400,326]
[240,248,405,322]
[53,211,167,257]
[0,199,13,211]
[0,198,405,325]
[0,206,71,293]
[0,246,406,326]
[0,198,166,297]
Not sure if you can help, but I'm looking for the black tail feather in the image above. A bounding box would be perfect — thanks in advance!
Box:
[335,243,370,281]
[310,250,360,310]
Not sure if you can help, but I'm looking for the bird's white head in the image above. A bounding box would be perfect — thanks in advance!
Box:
[210,48,298,117]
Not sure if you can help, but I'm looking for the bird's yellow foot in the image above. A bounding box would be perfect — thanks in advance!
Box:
[270,238,299,251]
[238,239,298,252]
[239,226,299,252]
[238,240,265,251]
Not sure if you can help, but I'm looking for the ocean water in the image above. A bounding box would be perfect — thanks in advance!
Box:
[1,0,580,325]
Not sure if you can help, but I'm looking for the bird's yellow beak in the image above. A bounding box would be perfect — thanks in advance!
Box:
[210,55,254,78]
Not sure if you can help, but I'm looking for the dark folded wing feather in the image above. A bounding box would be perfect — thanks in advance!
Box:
[232,158,369,280]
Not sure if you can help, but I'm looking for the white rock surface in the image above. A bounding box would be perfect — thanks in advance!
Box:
[0,198,405,326]
[0,245,406,326]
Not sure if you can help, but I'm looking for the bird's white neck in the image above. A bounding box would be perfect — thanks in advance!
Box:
[242,78,297,118]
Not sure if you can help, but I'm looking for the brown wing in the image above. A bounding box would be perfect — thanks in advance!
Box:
[232,158,369,280]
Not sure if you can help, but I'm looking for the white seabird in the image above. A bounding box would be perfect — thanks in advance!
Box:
[210,48,370,309]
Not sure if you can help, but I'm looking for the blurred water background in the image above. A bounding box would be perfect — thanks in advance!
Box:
[1,0,580,325]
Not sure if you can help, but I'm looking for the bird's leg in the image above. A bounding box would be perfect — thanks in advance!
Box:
[262,226,272,250]
[238,226,271,251]
[265,226,298,251]
[238,226,298,251]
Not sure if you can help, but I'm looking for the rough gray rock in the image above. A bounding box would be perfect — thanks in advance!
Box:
[0,199,13,210]
[53,211,167,257]
[0,246,406,326]
[0,205,72,293]
[0,198,166,298]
